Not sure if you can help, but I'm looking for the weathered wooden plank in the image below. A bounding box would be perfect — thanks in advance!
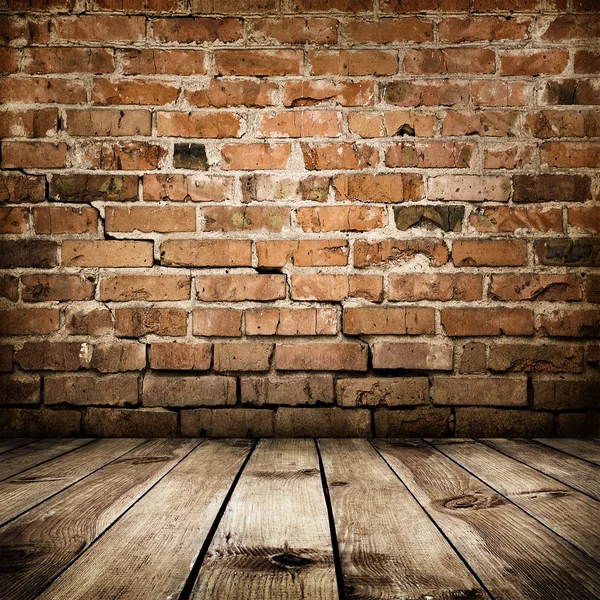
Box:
[373,439,600,600]
[0,439,92,481]
[36,440,252,600]
[534,438,600,466]
[483,439,600,501]
[190,438,338,600]
[0,438,141,526]
[431,439,600,561]
[0,438,199,600]
[319,438,490,600]
[0,439,37,455]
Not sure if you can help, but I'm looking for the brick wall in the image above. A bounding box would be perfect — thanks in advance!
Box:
[0,0,598,438]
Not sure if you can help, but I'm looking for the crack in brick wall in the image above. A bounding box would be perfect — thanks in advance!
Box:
[0,0,598,438]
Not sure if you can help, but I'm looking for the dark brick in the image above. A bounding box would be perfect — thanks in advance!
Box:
[173,143,208,169]
[535,238,600,266]
[84,407,177,437]
[374,406,451,437]
[0,408,81,437]
[544,79,600,105]
[50,174,138,202]
[513,174,591,203]
[0,240,57,269]
[534,379,600,410]
[0,375,40,405]
[394,205,464,232]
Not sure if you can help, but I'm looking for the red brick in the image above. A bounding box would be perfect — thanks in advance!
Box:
[371,342,453,371]
[0,109,58,138]
[122,49,207,75]
[45,374,138,407]
[0,375,40,404]
[142,374,236,407]
[297,206,386,232]
[214,342,273,371]
[386,141,474,168]
[380,0,468,11]
[302,142,378,170]
[157,112,243,138]
[291,274,383,302]
[342,18,433,43]
[275,342,368,371]
[441,309,534,337]
[274,407,371,437]
[150,343,211,370]
[241,375,334,405]
[500,50,569,76]
[92,0,179,11]
[343,307,435,335]
[23,47,114,74]
[0,276,18,303]
[473,0,565,9]
[256,111,342,138]
[245,308,338,336]
[525,110,600,139]
[458,342,486,374]
[160,240,252,267]
[90,343,146,373]
[22,274,95,302]
[0,77,86,104]
[440,16,531,42]
[1,143,67,169]
[483,144,535,169]
[541,142,600,168]
[542,15,600,41]
[489,274,582,302]
[574,50,600,74]
[33,206,98,234]
[337,377,428,407]
[186,80,278,108]
[50,174,139,203]
[453,240,527,267]
[190,0,277,12]
[153,17,243,43]
[0,240,57,269]
[290,0,373,11]
[0,17,51,46]
[389,273,483,302]
[543,79,600,106]
[66,109,151,137]
[0,309,59,336]
[309,50,398,76]
[354,239,449,268]
[248,17,338,44]
[429,175,511,201]
[569,206,600,234]
[348,111,436,137]
[56,16,146,42]
[192,309,242,337]
[99,275,191,302]
[115,308,188,337]
[202,206,290,232]
[79,141,168,170]
[144,174,234,202]
[539,310,600,338]
[333,173,423,202]
[196,275,286,302]
[470,207,562,234]
[105,206,196,233]
[0,173,46,204]
[443,110,519,137]
[221,144,291,170]
[92,79,180,105]
[488,343,583,374]
[15,342,89,371]
[383,80,469,107]
[404,48,495,75]
[434,376,527,406]
[284,80,374,107]
[0,207,28,234]
[62,241,153,268]
[84,407,176,437]
[216,50,303,76]
[472,80,529,106]
[513,174,591,203]
[66,307,112,336]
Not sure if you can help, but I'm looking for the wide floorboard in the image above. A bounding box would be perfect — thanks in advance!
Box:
[0,438,598,600]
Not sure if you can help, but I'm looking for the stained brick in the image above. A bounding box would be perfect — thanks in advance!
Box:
[434,376,527,406]
[143,374,236,407]
[337,378,428,407]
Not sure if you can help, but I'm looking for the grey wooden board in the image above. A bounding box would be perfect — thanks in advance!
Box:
[0,438,92,481]
[534,438,600,466]
[431,438,600,561]
[0,438,198,600]
[483,438,600,501]
[190,438,338,600]
[373,439,600,600]
[37,440,252,600]
[319,438,490,599]
[0,439,37,454]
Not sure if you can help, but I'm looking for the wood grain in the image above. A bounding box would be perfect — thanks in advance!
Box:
[0,438,92,481]
[483,438,600,501]
[373,439,600,600]
[190,438,338,600]
[319,438,489,600]
[534,438,600,466]
[0,438,198,600]
[432,438,600,560]
[37,440,252,600]
[0,439,37,455]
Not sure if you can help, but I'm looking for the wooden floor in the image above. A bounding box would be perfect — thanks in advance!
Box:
[0,438,599,600]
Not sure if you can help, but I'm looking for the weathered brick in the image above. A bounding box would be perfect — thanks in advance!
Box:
[458,342,486,374]
[240,375,334,405]
[525,109,600,139]
[386,141,474,168]
[455,408,554,437]
[291,274,383,302]
[0,276,19,303]
[181,408,274,438]
[404,48,495,75]
[173,143,208,171]
[348,110,436,137]
[452,240,528,267]
[302,142,378,170]
[389,273,482,302]
[374,407,451,437]
[472,80,529,106]
[284,80,374,107]
[62,241,153,268]
[56,15,145,42]
[248,17,338,44]
[513,174,591,203]
[115,308,187,337]
[568,206,600,234]
[245,308,338,336]
[489,274,582,302]
[586,276,600,303]
[149,343,211,370]
[442,110,519,137]
[213,342,273,371]
[484,144,536,170]
[275,343,368,371]
[152,17,243,43]
[0,109,58,138]
[0,408,81,437]
[535,238,600,267]
[372,342,453,371]
[539,310,600,338]
[66,109,151,136]
[470,206,562,234]
[298,206,386,232]
[33,206,98,234]
[79,141,168,171]
[0,77,86,104]
[193,309,243,337]
[196,275,286,302]
[343,307,435,335]
[90,343,146,373]
[157,112,243,138]
[489,343,583,373]
[440,16,531,42]
[0,309,60,336]
[354,239,449,268]
[66,307,112,336]
[337,378,429,407]
[92,79,180,105]
[274,407,371,437]
[0,173,46,204]
[99,275,190,302]
[221,143,291,170]
[343,18,433,43]
[0,346,13,373]
[256,240,348,267]
[309,50,398,76]
[429,175,511,202]
[45,374,138,406]
[23,47,114,74]
[257,111,342,138]
[21,274,95,302]
[50,175,139,202]
[186,80,278,108]
[0,240,57,269]
[203,206,290,232]
[161,240,252,267]
[541,141,600,168]
[106,206,196,233]
[500,49,568,76]
[0,375,40,405]
[534,379,599,410]
[0,207,29,234]
[15,342,90,371]
[143,374,236,407]
[435,376,527,406]
[383,80,469,107]
[242,174,330,203]
[333,174,423,202]
[122,49,207,75]
[394,205,464,232]
[441,308,534,337]
[84,407,176,437]
[215,50,303,76]
[2,142,68,169]
[144,174,234,202]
